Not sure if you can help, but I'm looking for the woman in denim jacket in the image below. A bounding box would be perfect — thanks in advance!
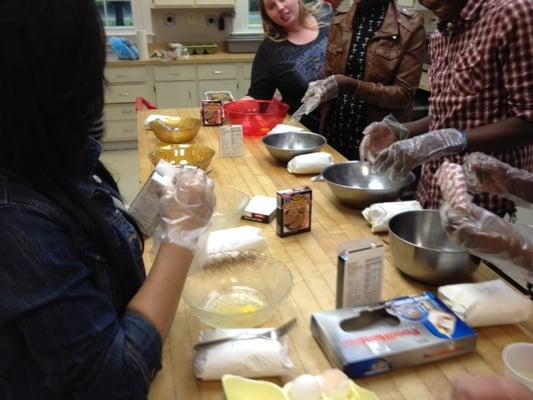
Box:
[0,1,215,399]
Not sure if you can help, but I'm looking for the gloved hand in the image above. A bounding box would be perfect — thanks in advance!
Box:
[449,375,533,400]
[464,152,533,203]
[435,161,471,208]
[440,201,533,271]
[359,114,409,162]
[155,167,216,252]
[299,75,338,115]
[374,128,467,180]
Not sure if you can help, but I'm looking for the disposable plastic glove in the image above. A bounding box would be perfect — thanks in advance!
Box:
[449,375,533,400]
[440,201,533,271]
[359,114,409,162]
[464,152,533,203]
[374,128,466,180]
[299,75,338,115]
[155,167,216,252]
[435,161,471,208]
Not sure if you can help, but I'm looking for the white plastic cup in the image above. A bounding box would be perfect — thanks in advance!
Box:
[502,342,533,391]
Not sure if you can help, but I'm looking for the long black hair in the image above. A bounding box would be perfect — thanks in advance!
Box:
[0,0,138,302]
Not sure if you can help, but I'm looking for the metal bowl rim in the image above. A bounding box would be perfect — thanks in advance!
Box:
[321,161,415,193]
[262,131,328,149]
[388,210,470,254]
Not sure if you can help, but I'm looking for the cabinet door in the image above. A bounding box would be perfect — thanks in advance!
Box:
[104,120,137,142]
[155,81,198,108]
[195,0,234,7]
[242,63,252,97]
[152,0,194,7]
[198,80,239,101]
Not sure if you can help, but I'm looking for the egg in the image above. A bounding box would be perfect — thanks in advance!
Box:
[287,374,322,400]
[320,369,352,400]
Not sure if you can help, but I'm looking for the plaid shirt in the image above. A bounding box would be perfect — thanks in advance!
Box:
[418,0,533,215]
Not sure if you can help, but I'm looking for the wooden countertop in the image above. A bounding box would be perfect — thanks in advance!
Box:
[137,109,531,400]
[107,51,255,67]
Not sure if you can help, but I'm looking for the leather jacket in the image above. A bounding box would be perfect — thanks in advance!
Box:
[321,0,426,128]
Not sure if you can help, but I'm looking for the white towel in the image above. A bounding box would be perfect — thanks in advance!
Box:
[438,280,533,327]
[194,337,293,380]
[361,201,422,233]
[267,124,306,135]
[287,152,334,174]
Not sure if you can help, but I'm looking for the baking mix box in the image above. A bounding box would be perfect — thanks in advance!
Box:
[276,186,312,237]
[311,292,476,378]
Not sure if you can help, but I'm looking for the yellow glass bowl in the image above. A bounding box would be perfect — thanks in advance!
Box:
[148,144,215,170]
[149,117,201,144]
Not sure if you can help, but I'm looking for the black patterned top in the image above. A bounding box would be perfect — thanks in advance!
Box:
[322,0,389,160]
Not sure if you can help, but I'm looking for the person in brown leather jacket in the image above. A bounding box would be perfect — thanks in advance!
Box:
[300,0,426,159]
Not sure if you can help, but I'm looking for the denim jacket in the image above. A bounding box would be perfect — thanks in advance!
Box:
[0,140,162,399]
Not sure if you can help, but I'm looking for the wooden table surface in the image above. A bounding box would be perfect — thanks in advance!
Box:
[137,108,532,400]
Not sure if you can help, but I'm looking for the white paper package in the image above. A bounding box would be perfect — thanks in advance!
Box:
[287,152,334,174]
[206,226,267,254]
[438,280,533,327]
[361,200,422,233]
[194,337,293,380]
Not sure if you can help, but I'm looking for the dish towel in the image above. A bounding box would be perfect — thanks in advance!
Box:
[361,201,422,233]
[195,337,293,380]
[267,124,306,135]
[438,280,533,327]
[287,152,334,174]
[206,226,267,254]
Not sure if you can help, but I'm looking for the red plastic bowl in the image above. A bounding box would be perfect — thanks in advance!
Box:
[224,100,289,136]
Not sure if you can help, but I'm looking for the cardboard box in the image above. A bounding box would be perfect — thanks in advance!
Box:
[276,186,312,237]
[242,195,276,223]
[311,292,476,378]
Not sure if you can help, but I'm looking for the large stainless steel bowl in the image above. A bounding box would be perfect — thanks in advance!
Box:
[388,210,480,285]
[319,161,415,208]
[262,131,327,163]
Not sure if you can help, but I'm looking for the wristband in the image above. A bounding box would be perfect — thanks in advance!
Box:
[460,130,468,151]
[398,125,410,140]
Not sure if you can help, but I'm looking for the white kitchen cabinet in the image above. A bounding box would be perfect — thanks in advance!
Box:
[153,65,198,108]
[156,81,199,108]
[242,63,252,97]
[104,66,154,149]
[197,63,239,99]
[152,0,233,8]
[198,80,239,99]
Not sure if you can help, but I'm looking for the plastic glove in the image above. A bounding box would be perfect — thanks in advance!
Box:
[155,167,216,252]
[374,128,466,180]
[299,75,338,115]
[449,375,533,400]
[440,201,533,271]
[464,152,533,203]
[436,161,471,208]
[359,114,408,162]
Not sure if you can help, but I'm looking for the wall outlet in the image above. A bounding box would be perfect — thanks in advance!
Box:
[164,14,176,26]
[206,15,217,27]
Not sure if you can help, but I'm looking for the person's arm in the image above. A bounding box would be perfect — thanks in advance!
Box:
[403,115,431,137]
[246,41,276,100]
[465,117,533,151]
[346,18,426,109]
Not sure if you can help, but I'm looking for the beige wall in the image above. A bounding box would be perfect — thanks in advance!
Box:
[151,9,233,43]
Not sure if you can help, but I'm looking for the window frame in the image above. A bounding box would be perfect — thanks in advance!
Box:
[232,0,263,34]
[101,0,153,38]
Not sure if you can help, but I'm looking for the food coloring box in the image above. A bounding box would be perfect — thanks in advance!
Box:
[311,292,476,378]
[276,186,312,237]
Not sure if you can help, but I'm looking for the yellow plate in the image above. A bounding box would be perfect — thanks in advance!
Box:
[148,143,215,170]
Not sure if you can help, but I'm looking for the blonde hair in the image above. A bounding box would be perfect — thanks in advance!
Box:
[259,0,329,42]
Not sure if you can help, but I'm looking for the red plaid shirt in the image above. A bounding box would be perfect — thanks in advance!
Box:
[418,0,533,215]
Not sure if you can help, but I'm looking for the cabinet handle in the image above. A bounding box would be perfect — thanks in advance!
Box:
[212,70,223,75]
[121,109,133,114]
[123,128,135,133]
[119,92,130,97]
[116,73,128,78]
[188,90,192,100]
[169,72,181,76]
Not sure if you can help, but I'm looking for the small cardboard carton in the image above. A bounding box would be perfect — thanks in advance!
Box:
[242,195,276,223]
[276,186,312,237]
[311,292,476,378]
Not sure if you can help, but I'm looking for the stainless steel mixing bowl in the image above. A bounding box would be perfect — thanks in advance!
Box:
[318,161,415,208]
[388,210,480,285]
[262,131,327,163]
